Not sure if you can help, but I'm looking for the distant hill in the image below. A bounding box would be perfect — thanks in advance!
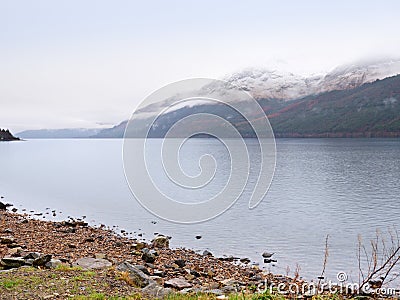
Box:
[91,121,127,138]
[17,128,102,139]
[0,129,19,141]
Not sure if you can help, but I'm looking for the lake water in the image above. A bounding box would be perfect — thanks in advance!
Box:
[0,138,399,283]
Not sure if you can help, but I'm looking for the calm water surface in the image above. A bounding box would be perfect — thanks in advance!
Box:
[0,138,399,282]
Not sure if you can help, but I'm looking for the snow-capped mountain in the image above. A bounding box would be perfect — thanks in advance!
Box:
[224,58,400,100]
[224,69,323,100]
[319,58,400,93]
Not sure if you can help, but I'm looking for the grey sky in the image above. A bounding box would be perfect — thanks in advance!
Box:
[1,0,400,132]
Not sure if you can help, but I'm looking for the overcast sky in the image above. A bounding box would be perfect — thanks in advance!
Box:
[1,0,400,132]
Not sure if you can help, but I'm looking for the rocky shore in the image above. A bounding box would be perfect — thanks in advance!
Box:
[2,202,396,299]
[0,203,307,299]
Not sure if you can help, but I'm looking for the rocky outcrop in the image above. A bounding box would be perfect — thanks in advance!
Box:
[0,129,19,141]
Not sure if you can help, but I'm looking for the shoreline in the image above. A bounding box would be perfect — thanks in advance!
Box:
[1,206,304,298]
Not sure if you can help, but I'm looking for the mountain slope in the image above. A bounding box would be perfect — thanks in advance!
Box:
[268,75,400,137]
[91,121,127,138]
[108,75,400,138]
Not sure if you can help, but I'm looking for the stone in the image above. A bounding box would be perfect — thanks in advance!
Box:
[133,264,150,275]
[240,257,251,264]
[164,278,192,290]
[94,253,107,260]
[145,263,156,269]
[204,282,220,290]
[33,254,52,267]
[1,257,25,268]
[0,236,15,244]
[151,235,170,248]
[195,235,202,239]
[117,262,150,288]
[114,241,123,247]
[189,269,200,277]
[262,252,274,258]
[219,255,235,262]
[149,275,164,285]
[24,259,34,266]
[7,243,23,249]
[142,282,171,297]
[141,249,156,263]
[174,259,186,268]
[203,289,224,295]
[221,285,238,293]
[45,259,62,269]
[72,257,112,270]
[180,288,193,294]
[23,252,41,259]
[185,274,195,281]
[132,242,146,250]
[7,247,23,256]
[203,250,213,256]
[153,269,165,277]
[0,201,12,210]
[220,278,238,286]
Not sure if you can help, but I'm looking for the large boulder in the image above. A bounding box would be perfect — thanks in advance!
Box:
[117,261,151,288]
[72,257,112,270]
[142,282,172,297]
[164,277,192,290]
